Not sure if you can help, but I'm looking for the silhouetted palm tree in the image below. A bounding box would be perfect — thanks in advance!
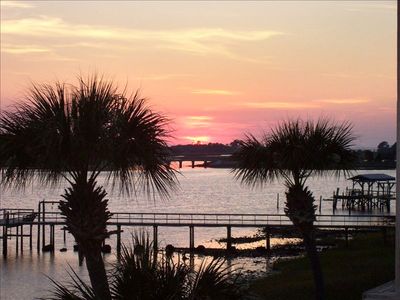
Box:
[0,75,177,300]
[233,119,355,300]
[42,232,241,300]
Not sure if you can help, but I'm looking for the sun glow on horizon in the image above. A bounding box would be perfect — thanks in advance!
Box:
[184,136,210,144]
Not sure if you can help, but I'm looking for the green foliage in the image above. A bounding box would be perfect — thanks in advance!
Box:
[42,233,241,300]
[250,233,395,300]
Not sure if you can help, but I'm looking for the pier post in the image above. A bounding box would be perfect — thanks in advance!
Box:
[189,226,195,251]
[20,225,24,252]
[42,202,46,250]
[16,226,19,253]
[2,212,9,257]
[191,161,195,168]
[179,161,183,168]
[63,227,66,243]
[204,161,207,168]
[29,224,33,250]
[116,225,121,258]
[319,196,322,213]
[153,226,158,251]
[50,225,55,251]
[276,194,279,210]
[226,226,232,250]
[37,203,41,252]
[266,227,271,252]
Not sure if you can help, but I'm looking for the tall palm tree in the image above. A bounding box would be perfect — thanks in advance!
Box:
[0,75,177,300]
[233,119,355,300]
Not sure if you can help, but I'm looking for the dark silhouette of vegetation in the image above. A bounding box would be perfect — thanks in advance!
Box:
[42,233,241,300]
[0,75,177,300]
[233,119,356,300]
[168,140,395,170]
[170,142,238,156]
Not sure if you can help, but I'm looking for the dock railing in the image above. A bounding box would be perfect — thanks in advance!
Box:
[0,208,35,226]
[30,211,396,228]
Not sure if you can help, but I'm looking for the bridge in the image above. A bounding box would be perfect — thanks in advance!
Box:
[168,154,233,168]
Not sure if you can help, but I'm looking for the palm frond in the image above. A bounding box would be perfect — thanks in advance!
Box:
[0,75,178,198]
[233,118,356,186]
[232,135,282,188]
[189,257,241,300]
[39,267,95,300]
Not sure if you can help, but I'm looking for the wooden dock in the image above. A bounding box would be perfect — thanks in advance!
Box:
[0,202,396,258]
[326,174,396,212]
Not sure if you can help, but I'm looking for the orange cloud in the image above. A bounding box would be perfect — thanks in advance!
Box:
[243,101,320,109]
[318,98,369,104]
[184,116,213,128]
[191,89,239,96]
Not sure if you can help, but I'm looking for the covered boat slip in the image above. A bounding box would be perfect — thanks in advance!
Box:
[329,173,396,212]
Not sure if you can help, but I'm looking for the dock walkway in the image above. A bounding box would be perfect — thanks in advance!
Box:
[1,205,396,257]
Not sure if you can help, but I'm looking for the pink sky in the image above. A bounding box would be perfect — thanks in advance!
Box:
[1,1,396,147]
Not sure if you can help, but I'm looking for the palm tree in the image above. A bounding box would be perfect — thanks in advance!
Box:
[42,232,241,300]
[0,75,177,300]
[233,119,355,300]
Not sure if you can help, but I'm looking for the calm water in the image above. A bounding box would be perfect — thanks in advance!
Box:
[0,168,396,299]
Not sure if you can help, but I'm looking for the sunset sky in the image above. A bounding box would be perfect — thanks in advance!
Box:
[1,0,396,147]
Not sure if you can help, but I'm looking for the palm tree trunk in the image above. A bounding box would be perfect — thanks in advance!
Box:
[85,246,112,300]
[285,183,325,300]
[59,175,112,300]
[303,233,325,300]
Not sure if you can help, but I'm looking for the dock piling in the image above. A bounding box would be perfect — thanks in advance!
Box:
[189,226,195,251]
[153,226,158,251]
[2,212,9,257]
[226,226,232,250]
[20,225,24,252]
[266,227,271,252]
[29,224,33,250]
[116,225,121,257]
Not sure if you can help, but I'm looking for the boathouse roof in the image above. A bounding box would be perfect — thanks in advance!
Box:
[348,173,395,182]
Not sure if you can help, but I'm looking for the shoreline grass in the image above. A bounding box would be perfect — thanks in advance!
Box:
[249,231,395,300]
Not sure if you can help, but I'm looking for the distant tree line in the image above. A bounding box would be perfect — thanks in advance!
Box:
[169,140,396,169]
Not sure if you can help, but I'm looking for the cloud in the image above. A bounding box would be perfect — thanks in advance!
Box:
[318,98,369,104]
[184,116,213,128]
[192,89,240,96]
[1,1,33,9]
[137,74,194,81]
[243,101,320,109]
[2,16,283,61]
[1,44,51,54]
[344,2,396,13]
